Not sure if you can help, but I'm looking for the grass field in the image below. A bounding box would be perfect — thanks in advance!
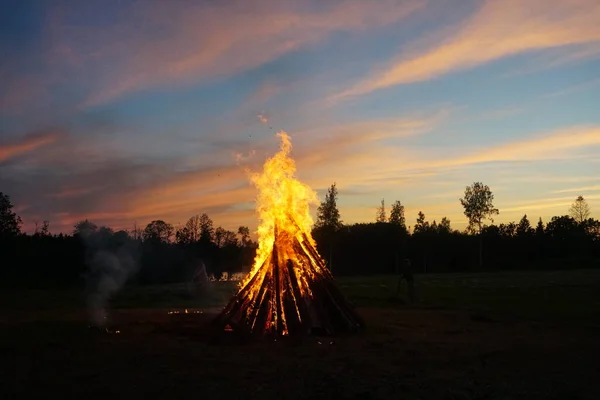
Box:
[2,269,600,399]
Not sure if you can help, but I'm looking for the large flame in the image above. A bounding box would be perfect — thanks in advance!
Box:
[239,131,322,290]
[216,131,363,336]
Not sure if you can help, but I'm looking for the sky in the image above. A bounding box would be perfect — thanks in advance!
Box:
[1,0,600,235]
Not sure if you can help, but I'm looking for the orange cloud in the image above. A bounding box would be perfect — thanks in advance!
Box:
[49,188,96,199]
[103,115,440,232]
[551,185,600,194]
[0,131,63,162]
[500,195,600,214]
[271,118,600,209]
[120,122,600,232]
[59,0,425,106]
[293,111,446,170]
[446,126,600,167]
[336,0,600,98]
[141,164,249,199]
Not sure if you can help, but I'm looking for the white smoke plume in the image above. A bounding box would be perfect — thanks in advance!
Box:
[83,233,139,327]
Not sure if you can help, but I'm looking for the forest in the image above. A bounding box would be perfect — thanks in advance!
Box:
[1,182,598,289]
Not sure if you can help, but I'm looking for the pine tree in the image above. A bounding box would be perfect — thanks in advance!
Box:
[375,199,386,223]
[389,200,406,228]
[315,183,342,230]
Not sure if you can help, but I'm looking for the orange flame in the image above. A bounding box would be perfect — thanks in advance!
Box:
[238,131,323,293]
[216,131,363,336]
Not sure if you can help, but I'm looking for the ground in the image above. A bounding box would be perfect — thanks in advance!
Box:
[2,269,600,399]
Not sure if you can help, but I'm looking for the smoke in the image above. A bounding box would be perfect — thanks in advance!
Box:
[257,113,269,124]
[82,232,139,327]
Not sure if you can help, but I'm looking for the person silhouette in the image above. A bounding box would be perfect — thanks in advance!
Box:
[397,258,415,303]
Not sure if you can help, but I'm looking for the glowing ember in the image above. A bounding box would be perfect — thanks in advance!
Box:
[168,309,202,315]
[214,132,364,337]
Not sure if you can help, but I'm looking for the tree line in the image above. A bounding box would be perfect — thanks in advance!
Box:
[0,193,256,288]
[312,183,598,275]
[0,183,599,288]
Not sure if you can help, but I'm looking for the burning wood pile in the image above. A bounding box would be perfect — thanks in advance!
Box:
[214,132,364,337]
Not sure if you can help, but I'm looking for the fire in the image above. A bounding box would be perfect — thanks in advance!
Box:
[241,132,324,291]
[214,131,364,337]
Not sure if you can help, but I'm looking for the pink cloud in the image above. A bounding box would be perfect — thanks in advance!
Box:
[39,0,425,107]
[335,0,600,99]
[0,130,65,162]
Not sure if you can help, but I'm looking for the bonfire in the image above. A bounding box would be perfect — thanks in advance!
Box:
[214,132,364,337]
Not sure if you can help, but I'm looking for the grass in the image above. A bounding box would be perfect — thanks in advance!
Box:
[2,269,600,399]
[5,269,599,323]
[340,269,600,323]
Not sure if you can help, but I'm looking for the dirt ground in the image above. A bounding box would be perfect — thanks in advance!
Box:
[2,306,599,400]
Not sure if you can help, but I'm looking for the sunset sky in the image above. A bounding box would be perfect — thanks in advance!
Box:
[1,0,599,235]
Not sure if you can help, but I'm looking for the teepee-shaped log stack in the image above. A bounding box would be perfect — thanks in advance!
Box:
[213,218,364,337]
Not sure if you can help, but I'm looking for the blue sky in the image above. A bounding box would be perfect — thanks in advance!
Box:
[1,0,599,234]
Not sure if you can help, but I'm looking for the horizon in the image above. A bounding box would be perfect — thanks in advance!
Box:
[1,0,599,235]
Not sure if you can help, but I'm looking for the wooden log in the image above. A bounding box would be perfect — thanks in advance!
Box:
[282,259,310,335]
[286,259,309,321]
[272,236,285,335]
[252,286,273,336]
[245,266,273,330]
[297,233,332,279]
[214,219,364,337]
[214,253,271,326]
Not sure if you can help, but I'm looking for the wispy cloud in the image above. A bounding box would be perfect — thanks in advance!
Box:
[298,123,600,190]
[0,130,64,162]
[40,0,424,107]
[501,194,600,213]
[3,111,598,234]
[539,77,600,99]
[295,122,600,224]
[550,185,600,194]
[335,0,600,99]
[444,126,600,166]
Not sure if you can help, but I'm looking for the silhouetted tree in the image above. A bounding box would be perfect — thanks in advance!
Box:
[39,220,50,236]
[439,217,451,234]
[176,214,205,244]
[386,200,407,273]
[499,222,517,238]
[199,213,214,244]
[314,182,343,272]
[516,214,533,237]
[0,192,22,237]
[237,225,255,272]
[569,195,591,223]
[389,200,406,228]
[535,218,545,236]
[222,230,238,247]
[130,222,143,241]
[315,182,342,230]
[413,211,432,272]
[237,226,251,246]
[414,211,429,234]
[113,230,129,244]
[583,218,600,241]
[545,216,579,239]
[214,227,225,247]
[73,219,98,237]
[175,228,190,245]
[376,199,386,223]
[545,216,585,258]
[97,226,114,238]
[143,220,174,243]
[460,182,499,268]
[214,227,236,247]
